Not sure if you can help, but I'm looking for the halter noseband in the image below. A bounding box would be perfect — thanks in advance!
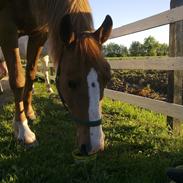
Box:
[55,45,102,127]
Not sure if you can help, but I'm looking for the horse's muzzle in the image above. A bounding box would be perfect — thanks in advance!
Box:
[79,127,105,155]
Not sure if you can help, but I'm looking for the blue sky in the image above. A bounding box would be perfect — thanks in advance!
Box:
[90,0,170,47]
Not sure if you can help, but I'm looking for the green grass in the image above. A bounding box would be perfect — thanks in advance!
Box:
[0,82,183,183]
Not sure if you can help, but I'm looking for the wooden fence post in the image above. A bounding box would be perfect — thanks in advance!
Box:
[167,0,183,132]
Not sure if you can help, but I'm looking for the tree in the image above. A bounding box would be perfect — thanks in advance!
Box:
[103,37,169,57]
[129,41,143,56]
[103,43,128,57]
[102,45,107,56]
[105,43,121,57]
[120,45,128,57]
[156,43,169,56]
[143,36,159,56]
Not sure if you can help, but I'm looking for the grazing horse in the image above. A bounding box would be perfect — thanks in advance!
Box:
[0,36,54,94]
[0,0,112,155]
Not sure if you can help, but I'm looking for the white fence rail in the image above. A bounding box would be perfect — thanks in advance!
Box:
[104,89,183,120]
[110,6,183,39]
[108,57,183,70]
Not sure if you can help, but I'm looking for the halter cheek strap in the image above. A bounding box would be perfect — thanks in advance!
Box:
[55,57,102,127]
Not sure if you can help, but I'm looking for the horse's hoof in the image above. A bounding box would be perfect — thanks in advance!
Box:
[18,139,39,149]
[25,140,39,149]
[14,119,37,145]
[17,131,37,148]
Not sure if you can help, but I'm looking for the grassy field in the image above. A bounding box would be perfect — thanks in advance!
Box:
[0,82,183,183]
[106,56,168,60]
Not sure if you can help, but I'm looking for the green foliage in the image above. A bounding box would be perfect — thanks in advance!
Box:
[103,43,128,57]
[129,41,144,56]
[156,43,169,56]
[142,36,159,56]
[0,82,183,183]
[103,36,169,57]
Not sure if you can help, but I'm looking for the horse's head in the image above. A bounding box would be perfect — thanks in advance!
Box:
[56,15,113,155]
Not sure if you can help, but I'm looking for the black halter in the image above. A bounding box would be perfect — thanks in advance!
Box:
[55,50,102,127]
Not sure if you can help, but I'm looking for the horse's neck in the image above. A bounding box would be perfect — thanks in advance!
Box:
[31,0,94,63]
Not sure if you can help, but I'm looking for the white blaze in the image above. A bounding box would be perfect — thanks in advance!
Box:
[87,68,104,154]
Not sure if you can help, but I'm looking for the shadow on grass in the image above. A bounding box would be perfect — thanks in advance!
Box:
[0,95,78,182]
[0,91,183,182]
[100,119,183,183]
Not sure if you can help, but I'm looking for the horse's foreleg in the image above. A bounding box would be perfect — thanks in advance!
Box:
[2,46,36,145]
[2,47,26,121]
[24,33,47,120]
[42,55,54,93]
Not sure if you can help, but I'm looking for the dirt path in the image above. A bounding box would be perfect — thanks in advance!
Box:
[0,77,13,107]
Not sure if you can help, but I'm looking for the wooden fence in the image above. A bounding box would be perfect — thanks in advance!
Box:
[105,1,183,124]
[37,1,183,125]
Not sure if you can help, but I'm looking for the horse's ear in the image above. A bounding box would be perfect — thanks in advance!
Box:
[60,14,76,45]
[94,15,113,44]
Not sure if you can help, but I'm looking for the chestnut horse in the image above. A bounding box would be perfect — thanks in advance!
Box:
[0,0,112,155]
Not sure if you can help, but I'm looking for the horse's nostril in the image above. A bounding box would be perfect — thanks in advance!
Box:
[80,144,91,155]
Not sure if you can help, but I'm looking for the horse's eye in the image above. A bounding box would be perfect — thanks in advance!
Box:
[68,80,78,90]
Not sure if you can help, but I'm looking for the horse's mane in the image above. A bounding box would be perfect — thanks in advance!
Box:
[30,0,94,64]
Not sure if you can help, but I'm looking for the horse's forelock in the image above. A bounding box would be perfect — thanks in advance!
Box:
[76,37,101,61]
